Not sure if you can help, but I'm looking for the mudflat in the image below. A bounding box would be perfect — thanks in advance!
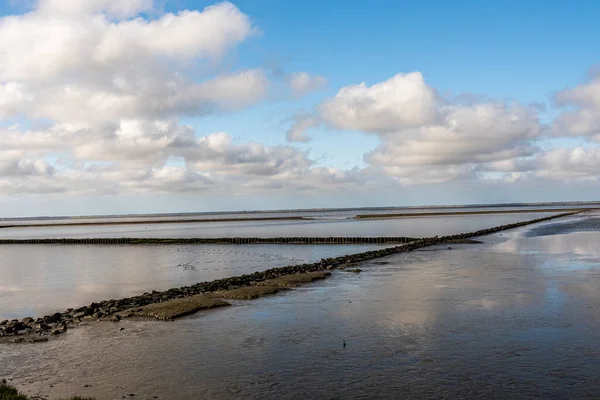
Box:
[124,296,231,321]
[4,214,600,399]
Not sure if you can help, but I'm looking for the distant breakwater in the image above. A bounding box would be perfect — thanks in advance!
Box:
[0,236,418,245]
[355,208,592,219]
[0,211,582,340]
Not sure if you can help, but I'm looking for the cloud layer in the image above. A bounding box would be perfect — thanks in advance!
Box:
[0,1,348,196]
[1,0,600,206]
[288,70,600,185]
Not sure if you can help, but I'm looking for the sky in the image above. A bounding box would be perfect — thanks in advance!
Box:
[0,0,599,217]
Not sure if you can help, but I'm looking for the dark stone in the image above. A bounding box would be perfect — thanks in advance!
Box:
[43,313,61,324]
[31,322,50,331]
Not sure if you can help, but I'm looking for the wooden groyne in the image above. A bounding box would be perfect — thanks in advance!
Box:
[0,236,418,245]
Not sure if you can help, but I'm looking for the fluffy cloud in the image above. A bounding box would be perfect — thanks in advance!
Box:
[552,72,600,140]
[306,72,542,183]
[286,113,320,142]
[288,72,327,97]
[535,147,600,181]
[0,158,54,177]
[0,1,353,196]
[320,72,440,133]
[0,2,254,82]
[37,0,154,18]
[366,102,540,180]
[0,1,270,123]
[1,69,270,123]
[0,119,363,195]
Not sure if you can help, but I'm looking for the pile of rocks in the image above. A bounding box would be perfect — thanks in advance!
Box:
[1,313,68,337]
[1,211,581,339]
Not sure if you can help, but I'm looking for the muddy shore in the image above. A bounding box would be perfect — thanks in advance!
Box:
[0,211,582,340]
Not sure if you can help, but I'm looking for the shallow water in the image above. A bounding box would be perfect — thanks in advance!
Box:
[3,214,600,399]
[0,244,388,320]
[0,212,559,239]
[0,212,561,320]
[526,212,600,238]
[1,204,588,226]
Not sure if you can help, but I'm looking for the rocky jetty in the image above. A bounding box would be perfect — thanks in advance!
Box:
[0,211,581,340]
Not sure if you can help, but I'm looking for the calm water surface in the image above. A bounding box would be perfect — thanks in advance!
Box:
[0,244,388,320]
[1,203,593,226]
[0,212,559,239]
[2,213,600,399]
[0,213,559,319]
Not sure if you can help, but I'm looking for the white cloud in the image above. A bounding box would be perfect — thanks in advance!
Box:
[535,146,600,180]
[0,69,270,123]
[289,72,327,96]
[0,120,363,195]
[552,72,600,140]
[366,102,540,171]
[0,2,254,82]
[196,69,269,111]
[0,158,54,177]
[0,1,367,199]
[0,1,265,124]
[286,113,320,142]
[319,72,440,133]
[311,72,542,183]
[37,0,154,19]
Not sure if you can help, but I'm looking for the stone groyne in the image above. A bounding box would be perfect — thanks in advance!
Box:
[0,211,582,339]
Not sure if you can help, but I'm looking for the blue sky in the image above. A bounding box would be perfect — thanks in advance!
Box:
[175,0,600,166]
[0,0,599,216]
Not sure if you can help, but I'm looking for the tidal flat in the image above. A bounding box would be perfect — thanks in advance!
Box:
[2,212,600,399]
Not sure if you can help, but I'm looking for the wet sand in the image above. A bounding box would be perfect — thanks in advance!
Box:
[3,213,600,399]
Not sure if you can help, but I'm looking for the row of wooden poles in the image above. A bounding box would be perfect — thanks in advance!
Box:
[0,236,418,245]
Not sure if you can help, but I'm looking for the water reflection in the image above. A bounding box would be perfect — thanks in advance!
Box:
[0,212,560,239]
[0,244,387,320]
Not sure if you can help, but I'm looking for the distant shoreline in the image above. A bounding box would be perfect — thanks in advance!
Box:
[2,201,600,223]
[0,207,595,229]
